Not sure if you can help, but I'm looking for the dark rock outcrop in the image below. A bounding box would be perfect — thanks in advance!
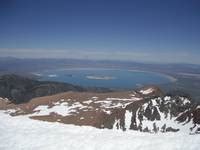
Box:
[110,95,200,134]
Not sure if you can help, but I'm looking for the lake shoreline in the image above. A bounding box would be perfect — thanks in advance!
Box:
[31,67,177,89]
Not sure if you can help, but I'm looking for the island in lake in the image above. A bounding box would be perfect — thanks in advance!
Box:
[86,75,117,80]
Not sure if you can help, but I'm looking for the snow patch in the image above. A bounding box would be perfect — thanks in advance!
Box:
[140,88,154,95]
[164,96,171,101]
[33,101,88,116]
[125,110,132,130]
[83,100,93,104]
[180,97,191,105]
[4,109,17,114]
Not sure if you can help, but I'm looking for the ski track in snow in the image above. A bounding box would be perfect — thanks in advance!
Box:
[0,111,199,150]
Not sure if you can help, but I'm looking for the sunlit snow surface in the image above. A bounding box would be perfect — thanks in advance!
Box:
[139,88,154,95]
[0,111,199,150]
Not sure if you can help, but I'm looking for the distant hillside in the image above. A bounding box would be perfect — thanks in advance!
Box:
[0,74,111,103]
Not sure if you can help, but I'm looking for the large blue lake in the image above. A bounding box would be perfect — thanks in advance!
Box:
[35,68,172,89]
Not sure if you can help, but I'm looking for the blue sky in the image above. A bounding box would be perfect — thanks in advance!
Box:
[0,0,200,64]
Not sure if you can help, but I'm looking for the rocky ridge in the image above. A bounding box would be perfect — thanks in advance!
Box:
[0,85,199,134]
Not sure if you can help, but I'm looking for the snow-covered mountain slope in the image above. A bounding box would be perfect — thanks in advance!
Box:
[0,111,199,150]
[114,96,200,134]
[0,86,199,134]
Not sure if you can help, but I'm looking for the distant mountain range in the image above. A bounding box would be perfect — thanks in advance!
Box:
[1,57,200,75]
